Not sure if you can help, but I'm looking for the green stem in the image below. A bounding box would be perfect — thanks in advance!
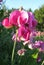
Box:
[41,61,44,65]
[11,40,16,65]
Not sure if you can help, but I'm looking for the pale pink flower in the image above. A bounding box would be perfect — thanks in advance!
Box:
[28,43,33,49]
[17,49,26,56]
[12,34,20,42]
[12,34,16,41]
[2,18,12,28]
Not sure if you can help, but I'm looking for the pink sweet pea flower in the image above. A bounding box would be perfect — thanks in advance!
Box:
[2,18,12,28]
[9,10,20,26]
[18,10,28,27]
[18,26,31,41]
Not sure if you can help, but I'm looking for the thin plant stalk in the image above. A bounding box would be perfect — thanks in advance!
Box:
[11,30,18,65]
[11,39,16,65]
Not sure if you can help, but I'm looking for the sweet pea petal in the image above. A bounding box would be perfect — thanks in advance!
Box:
[18,10,28,27]
[28,12,34,28]
[9,10,20,26]
[2,18,12,28]
[18,26,30,41]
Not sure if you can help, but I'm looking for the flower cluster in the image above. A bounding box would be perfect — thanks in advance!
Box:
[2,10,37,40]
[2,9,44,56]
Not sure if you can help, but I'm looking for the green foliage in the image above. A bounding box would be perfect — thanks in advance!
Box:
[35,36,44,41]
[34,5,44,31]
[34,5,44,23]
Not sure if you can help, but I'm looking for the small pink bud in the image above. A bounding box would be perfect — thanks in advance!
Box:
[17,49,26,56]
[2,18,12,28]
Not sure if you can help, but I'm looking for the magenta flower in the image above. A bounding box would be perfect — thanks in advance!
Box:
[18,10,28,27]
[18,26,31,41]
[9,10,20,26]
[2,18,12,28]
